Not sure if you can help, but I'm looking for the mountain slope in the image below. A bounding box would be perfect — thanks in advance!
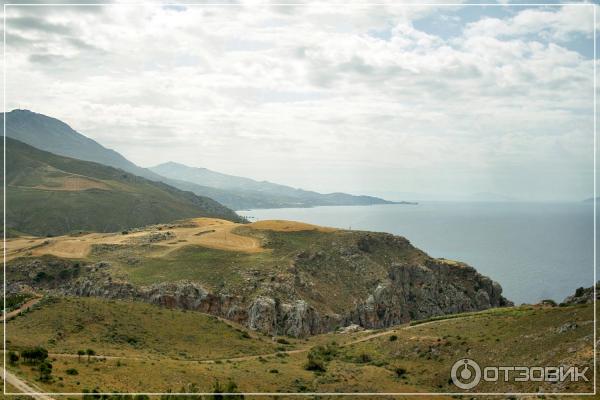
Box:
[3,109,401,210]
[3,109,161,181]
[151,162,402,209]
[3,138,243,236]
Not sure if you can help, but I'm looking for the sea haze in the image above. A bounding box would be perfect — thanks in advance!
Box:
[238,202,595,305]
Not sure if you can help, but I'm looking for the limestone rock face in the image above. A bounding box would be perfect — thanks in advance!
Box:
[346,262,510,329]
[247,296,277,332]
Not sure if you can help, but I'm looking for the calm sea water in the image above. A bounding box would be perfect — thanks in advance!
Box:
[238,202,596,304]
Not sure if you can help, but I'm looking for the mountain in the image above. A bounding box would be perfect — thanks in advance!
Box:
[3,109,162,181]
[3,110,400,210]
[3,138,243,236]
[150,162,403,210]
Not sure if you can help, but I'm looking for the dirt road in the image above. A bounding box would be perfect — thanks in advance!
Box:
[3,369,55,400]
[2,296,42,322]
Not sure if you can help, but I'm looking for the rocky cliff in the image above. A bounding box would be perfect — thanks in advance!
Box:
[8,239,511,337]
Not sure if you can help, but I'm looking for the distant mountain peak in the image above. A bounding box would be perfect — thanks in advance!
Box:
[154,161,208,171]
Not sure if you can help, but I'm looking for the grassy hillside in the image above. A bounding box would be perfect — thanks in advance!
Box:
[7,297,277,361]
[4,138,243,236]
[4,297,594,395]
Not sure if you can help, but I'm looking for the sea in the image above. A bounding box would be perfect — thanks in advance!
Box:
[237,202,596,305]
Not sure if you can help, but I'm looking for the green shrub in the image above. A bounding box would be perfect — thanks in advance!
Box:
[66,368,79,375]
[304,342,339,372]
[38,360,53,381]
[8,351,19,365]
[389,335,398,342]
[22,346,48,363]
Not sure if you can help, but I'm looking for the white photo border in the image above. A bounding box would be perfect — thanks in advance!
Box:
[2,2,597,396]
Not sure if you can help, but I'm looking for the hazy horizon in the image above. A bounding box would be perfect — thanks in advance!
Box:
[5,2,597,202]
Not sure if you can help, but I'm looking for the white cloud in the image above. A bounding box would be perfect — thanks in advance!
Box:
[4,3,596,201]
[464,5,595,41]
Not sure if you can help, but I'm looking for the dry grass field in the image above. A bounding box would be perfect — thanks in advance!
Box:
[5,218,266,262]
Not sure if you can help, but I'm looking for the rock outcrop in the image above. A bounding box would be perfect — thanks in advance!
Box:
[561,283,600,306]
[346,261,509,329]
[9,254,511,337]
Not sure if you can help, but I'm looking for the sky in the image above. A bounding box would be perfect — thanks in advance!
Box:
[4,0,598,202]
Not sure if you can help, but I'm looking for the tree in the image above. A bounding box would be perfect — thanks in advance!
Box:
[8,351,19,365]
[86,349,96,362]
[77,349,85,362]
[38,360,52,381]
[21,347,48,364]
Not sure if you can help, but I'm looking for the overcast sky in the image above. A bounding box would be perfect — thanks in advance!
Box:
[4,1,598,201]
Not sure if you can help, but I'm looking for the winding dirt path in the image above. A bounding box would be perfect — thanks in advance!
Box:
[2,296,42,322]
[3,369,55,400]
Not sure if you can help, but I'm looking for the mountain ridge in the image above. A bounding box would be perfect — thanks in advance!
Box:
[4,137,243,236]
[4,109,404,210]
[151,161,408,210]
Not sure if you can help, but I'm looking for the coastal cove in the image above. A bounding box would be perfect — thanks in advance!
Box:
[238,202,595,305]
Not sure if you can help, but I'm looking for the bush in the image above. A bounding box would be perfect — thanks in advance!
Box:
[66,368,79,375]
[276,338,290,345]
[8,351,19,365]
[541,299,557,307]
[356,353,372,363]
[210,379,244,399]
[395,367,407,378]
[269,369,279,374]
[304,355,326,372]
[389,335,398,342]
[304,342,339,372]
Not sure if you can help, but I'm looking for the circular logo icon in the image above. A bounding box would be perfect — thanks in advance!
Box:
[451,358,481,390]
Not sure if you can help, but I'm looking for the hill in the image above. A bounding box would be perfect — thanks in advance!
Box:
[4,295,593,394]
[3,138,243,236]
[6,217,510,337]
[151,161,404,209]
[3,109,402,210]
